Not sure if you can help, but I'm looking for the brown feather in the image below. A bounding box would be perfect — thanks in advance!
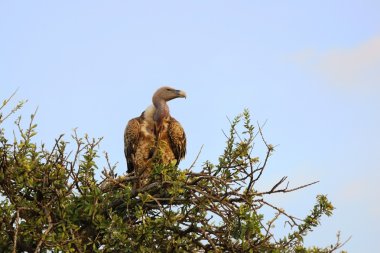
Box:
[124,117,141,173]
[168,117,186,164]
[124,87,186,188]
[124,108,156,175]
[152,116,186,166]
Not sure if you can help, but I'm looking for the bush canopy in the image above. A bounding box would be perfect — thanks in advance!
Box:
[0,93,348,252]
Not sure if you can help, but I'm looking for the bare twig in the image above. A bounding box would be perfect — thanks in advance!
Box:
[12,209,20,253]
[34,209,54,253]
[188,145,204,170]
[257,180,319,195]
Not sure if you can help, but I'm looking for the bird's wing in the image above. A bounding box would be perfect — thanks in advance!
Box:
[124,117,141,173]
[168,117,186,164]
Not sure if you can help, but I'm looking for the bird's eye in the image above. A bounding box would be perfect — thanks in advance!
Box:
[166,88,171,91]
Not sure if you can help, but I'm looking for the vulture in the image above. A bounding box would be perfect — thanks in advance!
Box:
[124,86,187,187]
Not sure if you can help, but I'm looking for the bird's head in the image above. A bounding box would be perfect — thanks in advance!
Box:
[153,86,187,103]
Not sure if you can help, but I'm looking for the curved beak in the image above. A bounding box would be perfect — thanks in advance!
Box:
[176,90,187,99]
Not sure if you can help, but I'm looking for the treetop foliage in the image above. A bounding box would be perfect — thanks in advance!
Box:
[0,92,348,252]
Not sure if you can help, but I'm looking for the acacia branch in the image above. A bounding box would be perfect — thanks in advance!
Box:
[34,210,54,253]
[12,209,20,253]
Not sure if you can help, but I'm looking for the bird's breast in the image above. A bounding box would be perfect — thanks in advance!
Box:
[141,121,155,137]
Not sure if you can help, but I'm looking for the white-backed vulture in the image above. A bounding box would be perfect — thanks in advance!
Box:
[124,86,186,187]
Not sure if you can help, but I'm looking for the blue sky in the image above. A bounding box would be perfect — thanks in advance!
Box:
[1,1,379,251]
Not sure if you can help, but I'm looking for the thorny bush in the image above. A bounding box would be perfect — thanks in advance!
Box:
[0,92,349,252]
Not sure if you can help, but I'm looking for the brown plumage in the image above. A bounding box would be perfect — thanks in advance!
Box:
[124,86,187,187]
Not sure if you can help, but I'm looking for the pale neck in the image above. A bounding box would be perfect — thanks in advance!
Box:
[153,99,169,122]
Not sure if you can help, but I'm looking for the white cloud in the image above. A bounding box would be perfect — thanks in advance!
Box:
[293,36,380,91]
